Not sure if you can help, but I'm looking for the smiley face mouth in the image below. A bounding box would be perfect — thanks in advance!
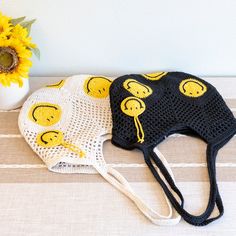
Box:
[29,103,62,127]
[179,78,207,98]
[40,130,59,145]
[121,97,146,118]
[126,81,151,92]
[144,72,166,78]
[182,81,204,93]
[32,105,59,122]
[123,79,152,98]
[142,72,167,80]
[46,80,65,88]
[124,98,145,110]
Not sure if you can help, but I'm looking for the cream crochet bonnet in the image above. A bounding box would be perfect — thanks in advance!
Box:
[18,74,180,225]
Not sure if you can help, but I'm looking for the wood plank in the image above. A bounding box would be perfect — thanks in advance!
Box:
[0,112,20,134]
[104,136,236,164]
[0,166,235,183]
[0,138,40,164]
[204,77,236,99]
[0,77,235,234]
[0,77,235,235]
[225,99,236,108]
[0,137,235,165]
[117,167,236,182]
[0,182,235,235]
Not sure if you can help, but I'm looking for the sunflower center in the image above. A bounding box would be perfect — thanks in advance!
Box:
[0,47,19,73]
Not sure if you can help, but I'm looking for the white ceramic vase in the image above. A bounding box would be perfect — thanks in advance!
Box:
[0,78,30,110]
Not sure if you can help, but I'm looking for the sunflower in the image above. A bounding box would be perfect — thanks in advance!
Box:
[0,12,12,38]
[11,24,37,49]
[0,37,32,87]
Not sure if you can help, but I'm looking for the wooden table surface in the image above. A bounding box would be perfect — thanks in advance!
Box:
[0,77,235,236]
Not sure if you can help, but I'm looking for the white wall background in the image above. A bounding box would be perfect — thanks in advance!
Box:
[1,0,236,76]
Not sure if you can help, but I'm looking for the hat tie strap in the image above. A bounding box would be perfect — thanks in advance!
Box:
[144,145,223,226]
[63,142,85,158]
[134,116,145,143]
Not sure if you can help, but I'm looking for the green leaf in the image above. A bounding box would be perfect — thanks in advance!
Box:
[11,16,26,26]
[20,19,36,35]
[31,47,40,60]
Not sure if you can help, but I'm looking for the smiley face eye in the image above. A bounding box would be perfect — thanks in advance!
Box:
[54,135,57,138]
[137,91,139,94]
[50,138,53,141]
[103,88,105,91]
[143,91,146,94]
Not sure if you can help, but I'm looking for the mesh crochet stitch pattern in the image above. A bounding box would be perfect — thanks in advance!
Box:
[19,75,113,174]
[110,71,236,226]
[18,74,181,226]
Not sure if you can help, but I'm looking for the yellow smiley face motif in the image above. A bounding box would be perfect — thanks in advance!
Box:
[142,72,167,81]
[123,79,152,98]
[36,130,85,157]
[46,80,65,89]
[84,76,112,98]
[28,103,62,126]
[36,130,64,148]
[121,97,146,117]
[121,97,146,143]
[179,78,207,97]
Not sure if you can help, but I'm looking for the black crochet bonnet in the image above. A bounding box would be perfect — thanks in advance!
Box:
[109,71,236,226]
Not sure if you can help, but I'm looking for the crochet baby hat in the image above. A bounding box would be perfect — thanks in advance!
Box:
[18,74,181,225]
[110,71,236,226]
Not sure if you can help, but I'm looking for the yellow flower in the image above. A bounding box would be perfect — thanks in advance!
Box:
[11,24,37,49]
[0,12,12,38]
[0,37,32,87]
